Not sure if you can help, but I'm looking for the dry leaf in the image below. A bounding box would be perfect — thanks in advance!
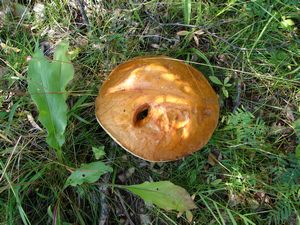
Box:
[26,112,43,131]
[194,30,204,35]
[193,35,199,46]
[208,153,219,166]
[177,30,190,36]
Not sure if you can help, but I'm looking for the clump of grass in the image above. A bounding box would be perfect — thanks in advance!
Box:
[1,0,299,224]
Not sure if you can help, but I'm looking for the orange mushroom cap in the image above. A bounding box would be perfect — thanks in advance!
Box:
[95,56,219,162]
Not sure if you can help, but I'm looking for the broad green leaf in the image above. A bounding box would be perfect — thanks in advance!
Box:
[28,41,74,156]
[209,76,223,85]
[65,161,113,187]
[182,0,191,25]
[124,181,197,214]
[92,146,106,160]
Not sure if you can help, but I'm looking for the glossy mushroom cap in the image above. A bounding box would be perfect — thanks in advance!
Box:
[95,56,219,162]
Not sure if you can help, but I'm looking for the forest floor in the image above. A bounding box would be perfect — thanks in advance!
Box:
[0,1,299,224]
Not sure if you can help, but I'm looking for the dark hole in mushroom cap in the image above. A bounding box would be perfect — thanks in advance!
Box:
[137,108,149,121]
[133,104,150,126]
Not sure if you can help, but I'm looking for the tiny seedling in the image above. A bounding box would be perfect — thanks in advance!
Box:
[209,76,232,98]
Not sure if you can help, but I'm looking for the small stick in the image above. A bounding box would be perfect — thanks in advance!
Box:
[98,146,116,225]
[75,0,91,32]
[115,190,135,225]
[98,174,111,225]
[233,79,242,112]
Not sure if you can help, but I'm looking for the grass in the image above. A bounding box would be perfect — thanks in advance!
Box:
[0,0,299,224]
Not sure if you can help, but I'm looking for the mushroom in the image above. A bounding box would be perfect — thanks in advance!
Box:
[95,56,219,162]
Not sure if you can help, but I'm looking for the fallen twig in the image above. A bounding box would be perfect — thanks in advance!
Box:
[98,173,111,225]
[98,145,116,225]
[115,190,135,225]
[75,0,91,32]
[233,78,242,112]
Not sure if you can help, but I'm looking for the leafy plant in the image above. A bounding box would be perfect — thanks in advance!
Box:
[28,41,74,161]
[209,75,232,98]
[268,198,294,225]
[226,108,267,146]
[92,146,106,160]
[64,147,197,219]
[273,155,300,185]
[65,171,197,220]
[65,163,197,219]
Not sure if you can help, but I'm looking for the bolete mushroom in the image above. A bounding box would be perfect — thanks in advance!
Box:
[95,56,219,162]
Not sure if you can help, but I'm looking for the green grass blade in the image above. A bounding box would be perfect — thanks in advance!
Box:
[0,161,31,225]
[248,13,276,57]
[226,208,238,225]
[215,0,237,17]
[213,201,226,225]
[199,194,222,225]
[183,0,191,25]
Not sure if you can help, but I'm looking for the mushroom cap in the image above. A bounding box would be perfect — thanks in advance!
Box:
[95,56,219,162]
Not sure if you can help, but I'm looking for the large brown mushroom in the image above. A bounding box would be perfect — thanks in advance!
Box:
[95,56,219,162]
